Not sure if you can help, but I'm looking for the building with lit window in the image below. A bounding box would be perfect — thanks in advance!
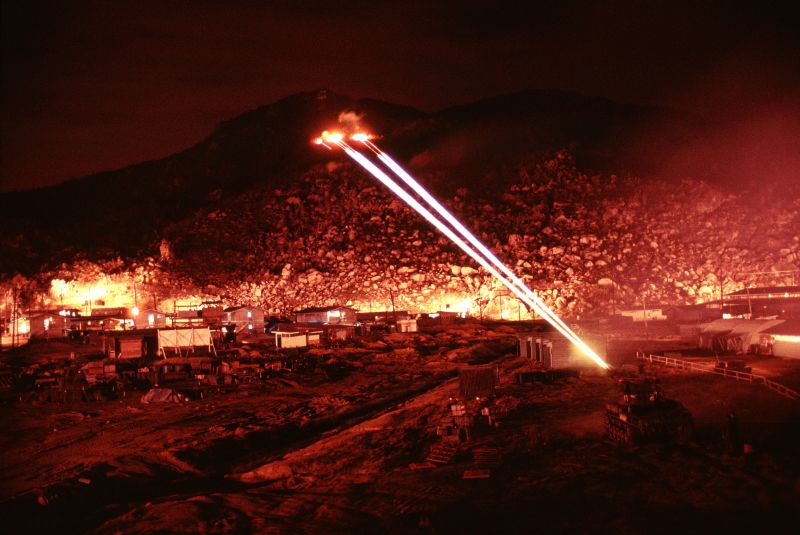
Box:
[224,306,265,334]
[133,308,167,330]
[17,311,61,338]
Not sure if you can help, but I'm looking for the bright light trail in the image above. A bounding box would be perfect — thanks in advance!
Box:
[341,144,551,321]
[367,143,607,369]
[330,138,609,370]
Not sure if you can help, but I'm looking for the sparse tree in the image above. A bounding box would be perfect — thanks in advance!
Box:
[381,266,402,319]
[461,269,498,319]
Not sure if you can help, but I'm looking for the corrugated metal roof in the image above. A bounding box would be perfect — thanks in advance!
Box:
[701,319,784,335]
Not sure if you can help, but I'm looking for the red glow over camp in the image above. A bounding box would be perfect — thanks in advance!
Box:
[4,2,800,530]
[316,130,610,370]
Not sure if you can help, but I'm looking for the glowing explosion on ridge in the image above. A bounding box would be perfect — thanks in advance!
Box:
[315,130,610,370]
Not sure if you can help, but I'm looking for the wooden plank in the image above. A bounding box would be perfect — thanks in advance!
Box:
[462,469,491,479]
[409,462,436,470]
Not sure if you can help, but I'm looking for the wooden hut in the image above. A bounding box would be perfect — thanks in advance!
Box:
[224,306,265,334]
[294,305,357,326]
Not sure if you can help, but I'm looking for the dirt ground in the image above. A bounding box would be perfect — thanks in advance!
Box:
[1,321,799,534]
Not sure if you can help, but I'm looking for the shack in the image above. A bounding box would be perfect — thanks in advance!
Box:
[134,308,167,329]
[294,305,357,326]
[397,318,418,333]
[18,311,61,338]
[516,331,607,370]
[102,329,159,359]
[224,306,265,334]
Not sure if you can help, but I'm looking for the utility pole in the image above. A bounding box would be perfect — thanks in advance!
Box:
[611,283,617,316]
[746,286,752,318]
[60,292,65,334]
[11,287,18,349]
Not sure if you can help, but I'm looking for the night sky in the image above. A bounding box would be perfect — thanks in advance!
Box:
[2,0,798,191]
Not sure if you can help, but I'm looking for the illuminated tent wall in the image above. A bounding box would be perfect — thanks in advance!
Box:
[274,331,310,349]
[762,320,800,359]
[157,327,213,357]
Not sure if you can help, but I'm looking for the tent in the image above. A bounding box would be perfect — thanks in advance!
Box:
[698,319,784,354]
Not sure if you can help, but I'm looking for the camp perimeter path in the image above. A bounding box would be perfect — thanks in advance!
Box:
[0,324,514,533]
[2,323,800,533]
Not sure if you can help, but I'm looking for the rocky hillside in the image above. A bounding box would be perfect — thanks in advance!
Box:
[161,151,799,317]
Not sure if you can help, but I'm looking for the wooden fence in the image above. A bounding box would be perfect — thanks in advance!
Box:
[635,352,800,401]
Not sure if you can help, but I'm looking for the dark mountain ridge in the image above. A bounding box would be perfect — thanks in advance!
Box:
[0,88,692,275]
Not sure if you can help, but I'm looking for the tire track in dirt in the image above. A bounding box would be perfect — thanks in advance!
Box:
[2,370,457,533]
